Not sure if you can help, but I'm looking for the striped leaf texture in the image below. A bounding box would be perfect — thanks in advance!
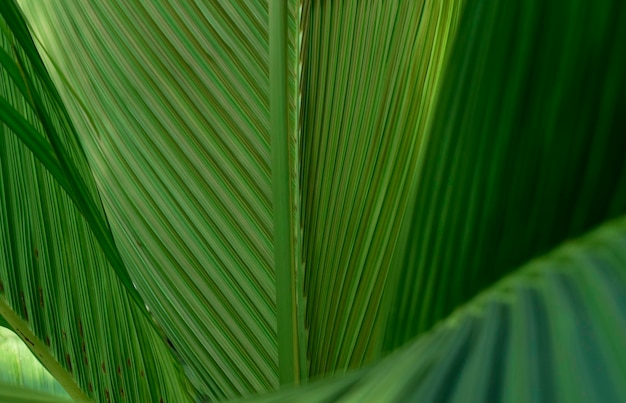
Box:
[300,0,464,376]
[384,0,626,351]
[0,3,195,402]
[7,0,626,401]
[18,0,303,399]
[0,2,144,308]
[244,216,626,402]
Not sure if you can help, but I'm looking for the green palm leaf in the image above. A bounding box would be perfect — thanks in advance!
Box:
[243,216,626,402]
[0,2,143,307]
[1,0,625,401]
[18,0,304,399]
[0,3,194,402]
[300,0,464,376]
[384,0,626,351]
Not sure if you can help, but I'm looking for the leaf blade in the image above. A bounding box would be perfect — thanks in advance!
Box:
[19,0,304,398]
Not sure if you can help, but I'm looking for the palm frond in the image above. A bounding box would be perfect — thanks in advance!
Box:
[0,1,143,308]
[300,0,464,376]
[18,0,304,398]
[243,216,626,402]
[8,0,626,401]
[0,3,195,401]
[384,0,626,351]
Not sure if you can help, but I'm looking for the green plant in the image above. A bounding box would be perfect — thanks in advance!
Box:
[0,0,625,402]
[0,326,69,399]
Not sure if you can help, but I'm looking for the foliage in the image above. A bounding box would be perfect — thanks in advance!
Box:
[0,0,624,402]
[0,326,69,398]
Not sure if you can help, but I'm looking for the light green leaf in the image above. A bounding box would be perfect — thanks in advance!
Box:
[0,1,143,308]
[0,326,68,398]
[0,2,195,401]
[299,0,464,376]
[0,381,73,403]
[242,216,626,402]
[18,0,304,399]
